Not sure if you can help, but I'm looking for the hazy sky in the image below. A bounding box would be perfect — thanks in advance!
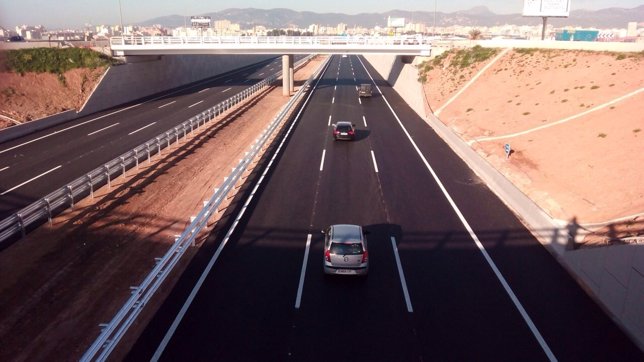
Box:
[1,0,642,29]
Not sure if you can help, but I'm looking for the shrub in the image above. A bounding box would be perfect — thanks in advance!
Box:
[6,47,113,75]
[591,85,600,90]
[598,133,607,138]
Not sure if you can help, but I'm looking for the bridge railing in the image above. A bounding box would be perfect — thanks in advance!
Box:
[110,35,432,47]
[80,54,326,362]
[0,55,314,245]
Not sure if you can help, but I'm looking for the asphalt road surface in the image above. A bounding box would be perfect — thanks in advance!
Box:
[126,55,642,361]
[0,56,298,220]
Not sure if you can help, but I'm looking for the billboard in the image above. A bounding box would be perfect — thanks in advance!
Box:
[190,16,211,29]
[523,0,571,17]
[387,17,405,28]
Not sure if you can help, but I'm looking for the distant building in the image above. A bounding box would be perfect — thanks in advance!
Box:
[336,23,347,35]
[555,29,599,41]
[627,22,637,37]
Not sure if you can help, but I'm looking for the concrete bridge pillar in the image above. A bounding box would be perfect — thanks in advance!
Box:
[282,54,294,96]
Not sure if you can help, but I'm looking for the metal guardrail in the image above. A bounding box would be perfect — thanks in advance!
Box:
[0,55,314,244]
[80,54,329,361]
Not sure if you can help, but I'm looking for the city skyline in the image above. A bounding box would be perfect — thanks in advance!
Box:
[1,0,643,29]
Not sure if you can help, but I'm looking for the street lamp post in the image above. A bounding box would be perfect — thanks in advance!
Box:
[433,0,437,36]
[118,0,124,34]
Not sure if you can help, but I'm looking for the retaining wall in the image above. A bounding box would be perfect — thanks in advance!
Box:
[0,54,275,144]
[78,54,275,115]
[362,51,644,350]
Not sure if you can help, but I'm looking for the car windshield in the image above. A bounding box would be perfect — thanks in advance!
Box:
[330,242,363,255]
[336,124,352,132]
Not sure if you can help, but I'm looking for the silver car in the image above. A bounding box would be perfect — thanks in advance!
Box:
[323,224,369,276]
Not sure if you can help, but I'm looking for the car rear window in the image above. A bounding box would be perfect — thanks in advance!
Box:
[330,242,363,255]
[336,124,352,132]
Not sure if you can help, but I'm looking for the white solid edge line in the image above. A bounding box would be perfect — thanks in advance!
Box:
[1,165,62,196]
[128,122,157,136]
[363,115,368,127]
[87,122,120,136]
[0,103,142,155]
[319,149,326,171]
[295,234,312,309]
[391,237,413,313]
[328,115,332,126]
[357,56,557,362]
[158,100,176,109]
[152,56,333,361]
[0,166,9,172]
[370,150,379,173]
[188,100,204,108]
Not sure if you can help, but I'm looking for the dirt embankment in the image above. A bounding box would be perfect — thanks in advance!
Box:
[0,51,106,127]
[422,48,644,246]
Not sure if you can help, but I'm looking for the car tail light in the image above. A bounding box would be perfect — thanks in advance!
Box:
[348,130,355,135]
[333,130,339,135]
[325,249,331,262]
[361,250,368,263]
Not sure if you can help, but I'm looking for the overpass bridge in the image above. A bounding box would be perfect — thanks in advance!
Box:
[109,36,432,95]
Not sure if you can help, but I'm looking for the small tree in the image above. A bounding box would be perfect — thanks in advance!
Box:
[469,29,482,40]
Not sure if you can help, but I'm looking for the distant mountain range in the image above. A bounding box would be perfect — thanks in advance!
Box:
[138,6,644,30]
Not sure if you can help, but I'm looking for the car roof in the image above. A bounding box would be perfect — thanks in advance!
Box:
[335,121,353,126]
[331,224,362,243]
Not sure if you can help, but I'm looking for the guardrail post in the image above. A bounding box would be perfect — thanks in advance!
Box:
[17,213,25,237]
[67,185,74,209]
[175,130,179,145]
[120,156,126,178]
[134,150,139,170]
[157,138,162,156]
[190,120,194,134]
[44,198,52,225]
[88,174,94,199]
[147,144,151,164]
[105,165,111,189]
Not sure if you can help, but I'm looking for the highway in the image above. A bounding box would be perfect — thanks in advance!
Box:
[126,55,642,361]
[0,56,295,220]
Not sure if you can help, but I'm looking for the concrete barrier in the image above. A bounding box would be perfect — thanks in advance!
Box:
[362,52,644,350]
